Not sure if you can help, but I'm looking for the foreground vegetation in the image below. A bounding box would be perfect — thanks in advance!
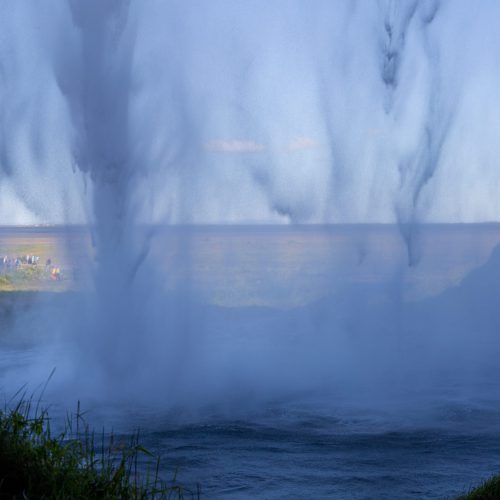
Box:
[457,476,500,499]
[0,396,191,499]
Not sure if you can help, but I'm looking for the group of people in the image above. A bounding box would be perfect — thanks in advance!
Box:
[0,255,43,267]
[1,256,21,269]
[0,254,62,280]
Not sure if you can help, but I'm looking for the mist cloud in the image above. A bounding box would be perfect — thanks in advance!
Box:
[205,140,265,153]
[1,0,500,225]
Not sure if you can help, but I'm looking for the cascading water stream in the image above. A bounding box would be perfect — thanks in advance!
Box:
[3,5,500,496]
[0,0,499,412]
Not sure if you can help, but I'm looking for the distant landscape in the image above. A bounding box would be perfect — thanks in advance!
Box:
[1,224,500,304]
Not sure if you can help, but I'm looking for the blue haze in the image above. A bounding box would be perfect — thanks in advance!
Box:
[1,2,500,497]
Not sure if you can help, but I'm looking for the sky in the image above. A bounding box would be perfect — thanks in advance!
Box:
[1,0,500,225]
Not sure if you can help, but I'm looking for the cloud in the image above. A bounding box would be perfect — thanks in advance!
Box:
[286,136,319,151]
[204,139,265,153]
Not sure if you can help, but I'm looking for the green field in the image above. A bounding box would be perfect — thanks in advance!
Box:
[0,227,89,292]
